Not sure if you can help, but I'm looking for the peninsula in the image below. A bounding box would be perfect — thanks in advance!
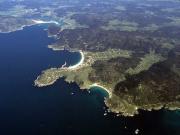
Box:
[32,0,180,116]
[35,49,132,98]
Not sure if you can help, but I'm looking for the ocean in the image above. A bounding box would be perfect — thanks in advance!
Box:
[0,25,179,135]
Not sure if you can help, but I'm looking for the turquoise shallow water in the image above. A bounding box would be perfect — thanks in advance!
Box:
[0,25,179,135]
[163,110,180,128]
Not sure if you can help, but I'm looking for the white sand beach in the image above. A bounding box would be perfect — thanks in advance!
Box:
[32,19,59,25]
[68,50,85,70]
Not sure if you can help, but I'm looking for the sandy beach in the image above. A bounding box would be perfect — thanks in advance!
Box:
[32,19,59,25]
[68,50,85,70]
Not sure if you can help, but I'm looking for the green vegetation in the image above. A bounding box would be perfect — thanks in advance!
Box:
[142,24,159,32]
[35,66,93,88]
[167,17,180,26]
[115,5,126,11]
[28,0,180,117]
[101,19,139,31]
[0,5,35,17]
[161,42,175,49]
[105,94,138,117]
[35,49,132,89]
[126,50,165,75]
[61,13,89,31]
[85,49,132,63]
[172,64,180,77]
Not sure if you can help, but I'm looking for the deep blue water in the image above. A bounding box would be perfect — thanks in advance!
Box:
[0,25,179,135]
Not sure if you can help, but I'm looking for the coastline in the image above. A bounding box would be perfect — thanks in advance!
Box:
[34,50,85,87]
[0,23,35,34]
[34,75,57,87]
[34,50,112,99]
[0,19,59,34]
[34,49,177,117]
